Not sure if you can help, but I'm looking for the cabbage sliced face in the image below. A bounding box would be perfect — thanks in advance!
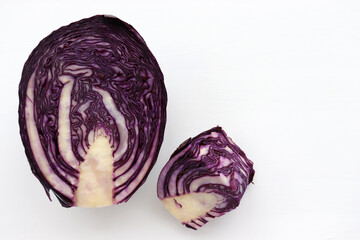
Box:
[18,15,167,208]
[157,127,254,230]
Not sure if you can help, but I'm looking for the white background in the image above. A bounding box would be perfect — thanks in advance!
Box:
[0,0,359,239]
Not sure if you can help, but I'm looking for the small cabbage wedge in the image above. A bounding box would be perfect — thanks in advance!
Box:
[157,127,254,230]
[18,15,167,208]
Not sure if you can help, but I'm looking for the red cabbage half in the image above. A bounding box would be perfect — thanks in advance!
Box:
[157,127,254,230]
[18,15,167,208]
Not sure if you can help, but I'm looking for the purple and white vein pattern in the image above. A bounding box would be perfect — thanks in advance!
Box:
[18,15,167,207]
[157,127,254,230]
